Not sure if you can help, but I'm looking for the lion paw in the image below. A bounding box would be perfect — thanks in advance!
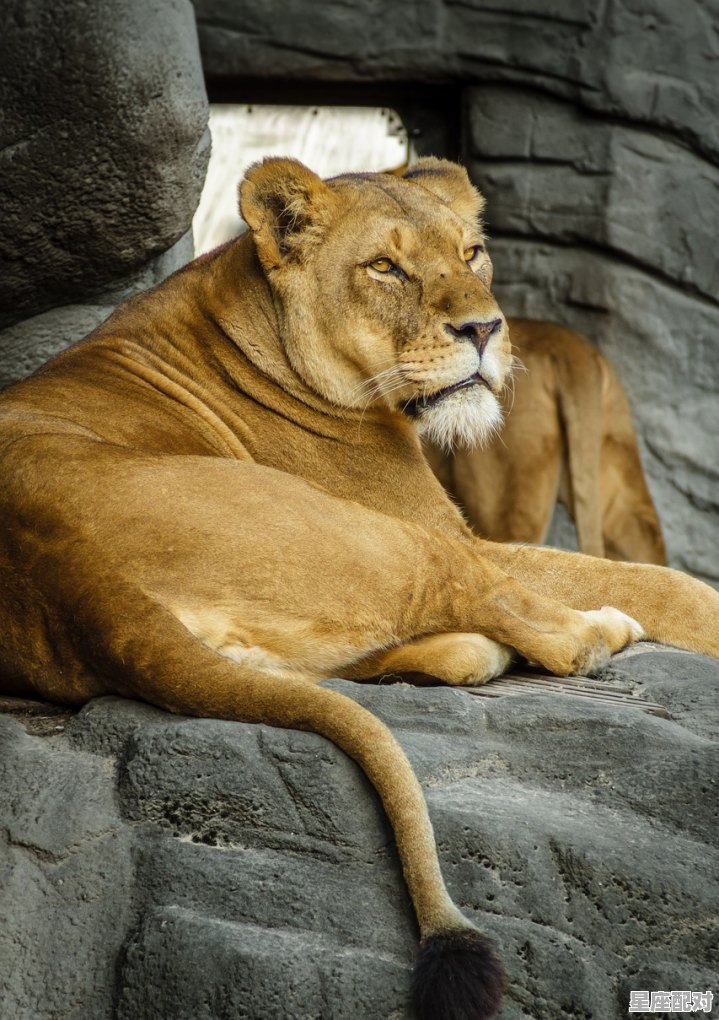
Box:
[529,606,644,677]
[581,606,644,643]
[571,606,644,674]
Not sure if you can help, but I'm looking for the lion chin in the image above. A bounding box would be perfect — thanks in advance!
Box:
[414,385,503,452]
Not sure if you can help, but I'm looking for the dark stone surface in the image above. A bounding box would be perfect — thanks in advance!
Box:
[0,0,209,329]
[466,85,719,302]
[194,0,719,162]
[1,646,717,1019]
[0,716,134,1020]
[0,231,194,390]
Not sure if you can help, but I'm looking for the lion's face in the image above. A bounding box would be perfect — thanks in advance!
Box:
[240,157,511,449]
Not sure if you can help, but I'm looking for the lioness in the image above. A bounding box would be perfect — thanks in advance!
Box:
[425,319,667,563]
[1,158,717,1020]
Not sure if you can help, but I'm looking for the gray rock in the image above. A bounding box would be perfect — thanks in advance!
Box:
[600,649,719,741]
[116,905,411,1020]
[0,0,208,328]
[0,231,193,390]
[1,647,716,1019]
[194,0,719,160]
[466,86,719,302]
[0,716,134,1020]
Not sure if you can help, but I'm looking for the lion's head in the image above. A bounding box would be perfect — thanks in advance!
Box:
[239,157,511,450]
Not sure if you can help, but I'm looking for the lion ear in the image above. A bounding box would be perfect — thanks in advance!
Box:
[402,158,485,225]
[239,158,335,271]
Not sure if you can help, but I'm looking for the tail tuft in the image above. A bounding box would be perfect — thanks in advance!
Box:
[411,929,506,1020]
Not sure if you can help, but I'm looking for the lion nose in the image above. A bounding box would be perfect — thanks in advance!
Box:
[444,318,502,357]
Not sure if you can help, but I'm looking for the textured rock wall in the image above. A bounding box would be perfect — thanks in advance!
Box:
[193,0,718,153]
[0,0,209,383]
[193,0,719,583]
[1,648,717,1019]
[0,233,194,390]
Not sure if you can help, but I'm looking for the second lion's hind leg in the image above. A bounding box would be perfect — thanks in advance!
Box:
[346,632,514,687]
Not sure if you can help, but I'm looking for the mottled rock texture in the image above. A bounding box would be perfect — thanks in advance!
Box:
[0,0,209,331]
[192,0,719,584]
[1,647,717,1019]
[0,232,194,390]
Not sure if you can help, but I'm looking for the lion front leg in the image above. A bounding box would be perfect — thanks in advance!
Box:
[478,541,719,660]
[464,584,644,677]
[348,605,641,684]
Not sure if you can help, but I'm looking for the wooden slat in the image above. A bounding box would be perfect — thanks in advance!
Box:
[506,672,636,695]
[463,671,670,718]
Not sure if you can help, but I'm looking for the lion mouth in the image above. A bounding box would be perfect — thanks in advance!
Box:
[402,373,490,418]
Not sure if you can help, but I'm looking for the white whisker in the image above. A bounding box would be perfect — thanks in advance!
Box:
[353,366,410,439]
[350,363,407,404]
[502,375,516,415]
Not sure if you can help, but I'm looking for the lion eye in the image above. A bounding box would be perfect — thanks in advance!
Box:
[463,245,483,262]
[369,257,394,273]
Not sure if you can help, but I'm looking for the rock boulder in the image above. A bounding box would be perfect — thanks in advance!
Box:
[1,646,716,1019]
[0,0,209,331]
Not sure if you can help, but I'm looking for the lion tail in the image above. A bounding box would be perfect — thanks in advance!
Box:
[89,581,506,1020]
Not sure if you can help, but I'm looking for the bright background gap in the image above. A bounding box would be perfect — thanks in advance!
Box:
[193,104,411,254]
